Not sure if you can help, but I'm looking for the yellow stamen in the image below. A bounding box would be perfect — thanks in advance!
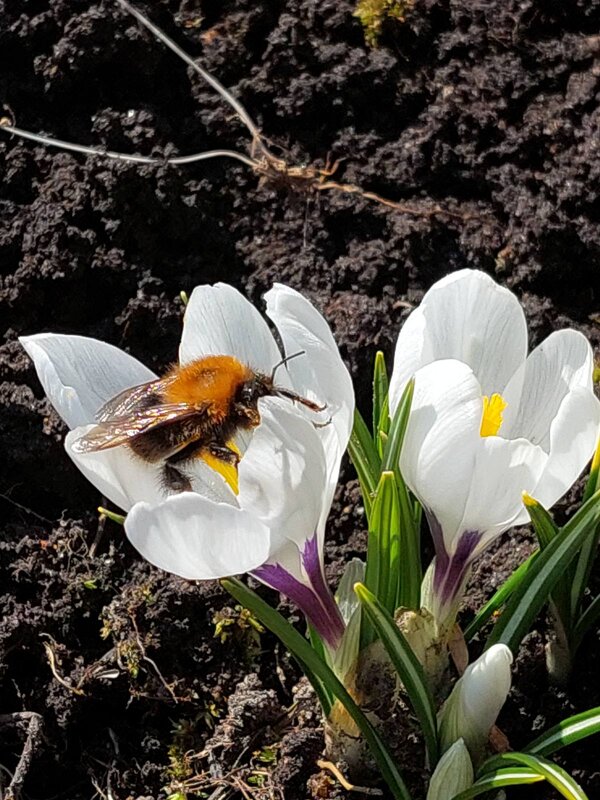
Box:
[201,440,241,494]
[480,393,507,437]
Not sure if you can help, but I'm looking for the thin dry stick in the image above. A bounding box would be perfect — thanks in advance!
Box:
[0,0,484,224]
[317,759,384,796]
[116,0,269,157]
[0,712,43,800]
[41,637,86,696]
[0,123,257,168]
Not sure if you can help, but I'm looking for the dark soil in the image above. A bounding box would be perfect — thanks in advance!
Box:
[1,0,600,798]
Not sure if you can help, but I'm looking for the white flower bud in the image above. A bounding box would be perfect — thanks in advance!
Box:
[426,739,474,800]
[438,644,513,760]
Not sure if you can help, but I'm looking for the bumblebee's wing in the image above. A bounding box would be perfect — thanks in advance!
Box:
[73,402,205,453]
[95,377,176,422]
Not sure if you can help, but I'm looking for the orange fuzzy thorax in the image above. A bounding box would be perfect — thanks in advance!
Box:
[163,355,253,419]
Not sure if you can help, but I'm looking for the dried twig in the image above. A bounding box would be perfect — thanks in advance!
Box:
[127,611,180,702]
[42,636,86,696]
[0,712,43,800]
[0,0,486,225]
[317,759,384,796]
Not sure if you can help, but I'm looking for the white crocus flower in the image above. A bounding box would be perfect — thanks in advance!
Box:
[438,644,513,760]
[21,283,354,649]
[389,269,600,626]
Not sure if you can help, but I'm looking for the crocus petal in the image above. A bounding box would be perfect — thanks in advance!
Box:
[125,493,271,580]
[238,398,328,548]
[264,283,354,443]
[20,333,155,428]
[502,329,595,449]
[179,283,281,374]
[65,428,165,511]
[521,387,600,518]
[125,401,326,580]
[458,436,548,556]
[400,360,483,547]
[265,283,355,531]
[390,269,528,406]
[253,534,345,649]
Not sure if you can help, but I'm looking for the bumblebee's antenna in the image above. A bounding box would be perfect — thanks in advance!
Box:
[270,350,306,381]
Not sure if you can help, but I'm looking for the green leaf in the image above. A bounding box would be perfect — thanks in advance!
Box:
[381,378,414,473]
[451,767,544,798]
[221,577,412,800]
[582,437,600,504]
[463,552,538,642]
[571,439,600,628]
[526,495,559,549]
[380,378,421,609]
[525,707,600,758]
[307,624,334,712]
[485,489,600,654]
[526,495,572,633]
[478,753,588,800]
[363,472,401,625]
[373,350,390,442]
[571,526,600,630]
[349,409,381,521]
[395,477,422,610]
[355,583,439,766]
[572,593,600,650]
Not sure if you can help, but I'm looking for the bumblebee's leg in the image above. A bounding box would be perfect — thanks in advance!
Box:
[163,439,207,492]
[206,442,240,466]
[162,463,193,493]
[166,440,240,493]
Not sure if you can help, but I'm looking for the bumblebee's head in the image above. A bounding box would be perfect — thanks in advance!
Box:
[235,351,326,424]
[237,373,274,407]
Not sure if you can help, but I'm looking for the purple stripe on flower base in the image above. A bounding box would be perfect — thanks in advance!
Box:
[302,534,346,643]
[426,511,481,623]
[252,535,345,649]
[433,530,481,618]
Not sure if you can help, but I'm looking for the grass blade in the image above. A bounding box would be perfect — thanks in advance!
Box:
[381,378,414,473]
[355,583,439,766]
[349,409,381,521]
[363,472,401,630]
[373,350,390,442]
[525,707,600,757]
[525,494,572,633]
[396,477,422,610]
[526,494,559,549]
[222,577,412,800]
[380,378,421,608]
[571,439,600,624]
[478,753,588,800]
[485,489,600,654]
[572,593,600,650]
[451,767,544,798]
[463,552,538,642]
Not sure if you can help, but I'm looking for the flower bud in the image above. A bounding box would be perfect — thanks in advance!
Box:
[438,644,513,761]
[426,739,473,800]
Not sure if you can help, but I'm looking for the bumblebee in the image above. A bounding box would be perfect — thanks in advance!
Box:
[73,352,323,492]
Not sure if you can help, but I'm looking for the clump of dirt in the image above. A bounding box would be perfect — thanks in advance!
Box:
[1,0,600,797]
